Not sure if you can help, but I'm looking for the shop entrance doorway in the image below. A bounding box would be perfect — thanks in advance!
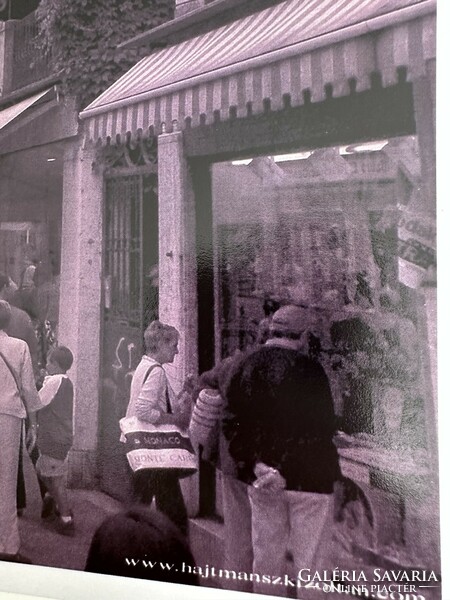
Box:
[99,172,159,500]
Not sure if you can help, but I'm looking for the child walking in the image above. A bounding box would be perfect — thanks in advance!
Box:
[35,345,75,536]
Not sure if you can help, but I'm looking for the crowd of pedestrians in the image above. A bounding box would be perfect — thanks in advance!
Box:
[1,263,345,596]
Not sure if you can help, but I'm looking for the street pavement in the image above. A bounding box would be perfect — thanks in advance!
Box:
[15,449,441,600]
[18,447,123,571]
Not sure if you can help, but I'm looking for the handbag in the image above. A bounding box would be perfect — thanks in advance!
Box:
[119,365,197,478]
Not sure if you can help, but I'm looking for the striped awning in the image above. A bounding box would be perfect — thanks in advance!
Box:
[0,88,53,130]
[80,0,436,144]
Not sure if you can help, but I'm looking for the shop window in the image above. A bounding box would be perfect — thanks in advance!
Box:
[210,134,433,455]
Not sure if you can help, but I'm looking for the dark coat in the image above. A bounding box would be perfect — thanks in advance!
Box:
[223,344,341,493]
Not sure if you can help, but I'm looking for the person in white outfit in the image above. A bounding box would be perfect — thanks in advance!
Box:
[122,320,190,535]
[0,300,41,560]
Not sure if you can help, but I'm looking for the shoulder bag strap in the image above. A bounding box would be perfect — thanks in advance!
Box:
[141,363,172,414]
[0,350,22,396]
[141,363,162,386]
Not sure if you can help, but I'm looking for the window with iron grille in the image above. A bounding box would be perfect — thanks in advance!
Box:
[104,173,158,329]
[105,175,142,327]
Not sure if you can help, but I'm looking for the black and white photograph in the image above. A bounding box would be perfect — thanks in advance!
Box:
[0,0,441,599]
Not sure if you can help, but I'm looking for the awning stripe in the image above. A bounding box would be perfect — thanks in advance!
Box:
[93,116,99,142]
[228,75,237,110]
[408,18,425,78]
[81,0,436,143]
[236,72,246,113]
[205,80,214,123]
[178,89,186,126]
[321,47,334,87]
[376,28,397,87]
[131,103,139,133]
[184,88,193,123]
[331,43,347,97]
[220,77,230,121]
[394,23,411,66]
[100,113,107,140]
[271,63,283,111]
[159,95,166,129]
[252,68,263,115]
[244,70,254,107]
[288,56,302,106]
[171,93,180,128]
[154,97,161,129]
[261,66,271,102]
[343,38,358,81]
[356,36,376,91]
[198,82,208,116]
[300,53,313,95]
[311,51,325,102]
[192,86,200,124]
[148,100,156,132]
[85,0,432,112]
[422,13,436,59]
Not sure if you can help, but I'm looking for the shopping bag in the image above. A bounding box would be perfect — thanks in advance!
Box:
[119,415,197,478]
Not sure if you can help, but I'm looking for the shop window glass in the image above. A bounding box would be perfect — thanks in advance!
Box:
[211,135,434,456]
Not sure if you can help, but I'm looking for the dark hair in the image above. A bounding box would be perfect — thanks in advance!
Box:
[48,346,74,371]
[144,320,179,355]
[85,507,199,586]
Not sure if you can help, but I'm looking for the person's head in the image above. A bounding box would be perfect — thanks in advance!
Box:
[46,346,74,375]
[144,320,179,364]
[269,304,314,347]
[0,299,12,330]
[85,507,199,586]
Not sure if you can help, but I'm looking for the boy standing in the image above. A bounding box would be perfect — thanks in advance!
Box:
[35,346,75,536]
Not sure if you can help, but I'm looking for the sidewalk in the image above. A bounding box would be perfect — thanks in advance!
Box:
[18,447,123,571]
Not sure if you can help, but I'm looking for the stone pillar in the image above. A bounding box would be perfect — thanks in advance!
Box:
[410,61,437,439]
[59,140,103,488]
[412,60,436,216]
[408,60,438,570]
[158,129,199,515]
[158,130,198,385]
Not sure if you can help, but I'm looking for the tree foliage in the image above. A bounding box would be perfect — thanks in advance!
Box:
[35,0,174,108]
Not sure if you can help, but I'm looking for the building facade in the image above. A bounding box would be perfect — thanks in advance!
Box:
[0,7,79,375]
[1,0,436,578]
[73,0,438,573]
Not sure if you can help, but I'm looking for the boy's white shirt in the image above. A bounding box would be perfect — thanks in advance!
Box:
[38,374,68,408]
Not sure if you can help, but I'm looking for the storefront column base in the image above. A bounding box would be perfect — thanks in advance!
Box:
[67,449,98,489]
